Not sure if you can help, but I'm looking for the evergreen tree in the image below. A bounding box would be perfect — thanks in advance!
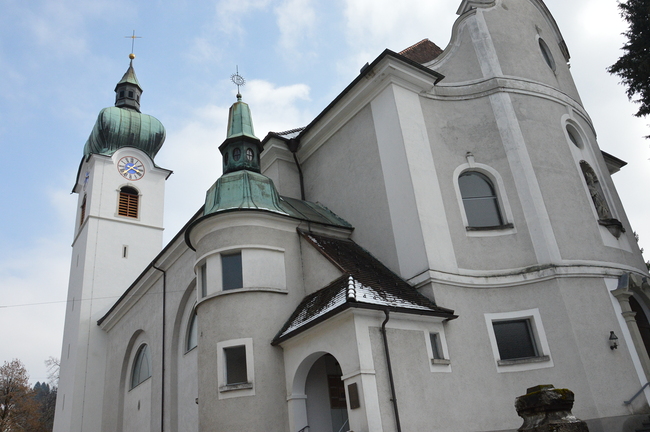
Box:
[608,0,650,129]
[32,382,55,432]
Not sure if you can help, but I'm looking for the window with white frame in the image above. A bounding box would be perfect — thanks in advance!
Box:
[485,309,552,372]
[217,338,254,397]
[459,171,503,228]
[426,330,451,370]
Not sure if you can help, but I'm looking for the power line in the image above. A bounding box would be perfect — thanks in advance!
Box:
[0,288,190,309]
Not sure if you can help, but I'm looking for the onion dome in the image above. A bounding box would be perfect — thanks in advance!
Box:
[204,169,287,215]
[82,56,166,160]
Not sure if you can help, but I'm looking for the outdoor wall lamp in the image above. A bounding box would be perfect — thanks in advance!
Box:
[609,331,619,350]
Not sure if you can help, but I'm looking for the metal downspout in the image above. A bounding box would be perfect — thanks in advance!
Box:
[153,265,166,432]
[381,309,402,432]
[288,138,305,200]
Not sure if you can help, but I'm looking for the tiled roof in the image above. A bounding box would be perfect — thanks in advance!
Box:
[268,127,305,140]
[272,232,456,344]
[399,39,444,64]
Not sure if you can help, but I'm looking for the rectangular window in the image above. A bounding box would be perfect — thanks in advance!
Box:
[493,319,538,360]
[429,333,443,359]
[222,252,243,290]
[200,263,207,297]
[224,345,247,385]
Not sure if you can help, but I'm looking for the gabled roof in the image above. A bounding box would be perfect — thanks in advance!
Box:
[272,232,456,345]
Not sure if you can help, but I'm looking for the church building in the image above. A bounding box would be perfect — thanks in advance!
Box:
[54,1,650,431]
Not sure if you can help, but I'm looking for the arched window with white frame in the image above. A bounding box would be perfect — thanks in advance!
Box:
[458,171,503,228]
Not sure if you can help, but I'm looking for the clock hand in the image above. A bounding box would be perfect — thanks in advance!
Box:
[121,165,143,174]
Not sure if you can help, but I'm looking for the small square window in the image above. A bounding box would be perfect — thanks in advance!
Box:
[224,345,247,385]
[493,319,537,360]
[222,252,243,290]
[485,309,552,372]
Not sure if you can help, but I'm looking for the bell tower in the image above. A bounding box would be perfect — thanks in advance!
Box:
[53,54,171,432]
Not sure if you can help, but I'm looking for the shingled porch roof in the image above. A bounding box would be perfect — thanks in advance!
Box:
[272,231,456,345]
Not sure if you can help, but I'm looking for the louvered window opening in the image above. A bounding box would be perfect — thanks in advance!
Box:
[118,188,139,218]
[80,196,86,227]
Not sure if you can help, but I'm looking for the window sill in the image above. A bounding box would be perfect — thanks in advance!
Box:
[219,382,253,393]
[466,223,514,232]
[497,355,550,366]
[431,358,451,365]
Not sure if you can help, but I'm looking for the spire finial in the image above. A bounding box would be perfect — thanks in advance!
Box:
[231,66,246,101]
[125,30,142,60]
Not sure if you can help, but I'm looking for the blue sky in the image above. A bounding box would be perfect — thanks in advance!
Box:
[0,0,648,383]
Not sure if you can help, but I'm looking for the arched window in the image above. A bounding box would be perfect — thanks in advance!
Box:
[131,344,151,389]
[459,171,503,228]
[118,186,139,218]
[186,310,198,352]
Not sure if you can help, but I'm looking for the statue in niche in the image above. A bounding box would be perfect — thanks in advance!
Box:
[580,162,611,220]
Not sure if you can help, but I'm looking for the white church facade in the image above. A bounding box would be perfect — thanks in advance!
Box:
[54,1,650,431]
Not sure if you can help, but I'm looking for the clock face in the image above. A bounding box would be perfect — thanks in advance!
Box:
[117,156,145,180]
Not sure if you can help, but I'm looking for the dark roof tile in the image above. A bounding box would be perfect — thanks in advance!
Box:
[272,232,456,344]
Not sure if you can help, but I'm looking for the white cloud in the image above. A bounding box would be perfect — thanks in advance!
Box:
[245,79,312,133]
[0,187,74,383]
[274,0,317,58]
[215,0,272,36]
[336,0,456,83]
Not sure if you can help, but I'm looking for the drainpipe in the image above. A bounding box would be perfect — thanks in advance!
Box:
[381,309,402,432]
[153,265,166,432]
[287,138,305,200]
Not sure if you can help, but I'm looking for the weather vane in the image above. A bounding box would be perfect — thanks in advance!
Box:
[231,66,246,100]
[125,30,142,60]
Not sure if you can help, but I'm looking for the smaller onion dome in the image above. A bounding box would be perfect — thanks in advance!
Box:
[203,170,287,216]
[82,58,166,160]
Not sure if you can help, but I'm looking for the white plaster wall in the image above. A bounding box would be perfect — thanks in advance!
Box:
[379,276,645,431]
[243,248,286,289]
[191,217,307,431]
[57,148,167,432]
[300,105,402,276]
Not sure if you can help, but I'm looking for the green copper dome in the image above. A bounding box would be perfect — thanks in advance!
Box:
[226,96,258,141]
[202,169,352,228]
[204,170,286,215]
[82,60,165,159]
[219,95,263,175]
[83,106,166,159]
